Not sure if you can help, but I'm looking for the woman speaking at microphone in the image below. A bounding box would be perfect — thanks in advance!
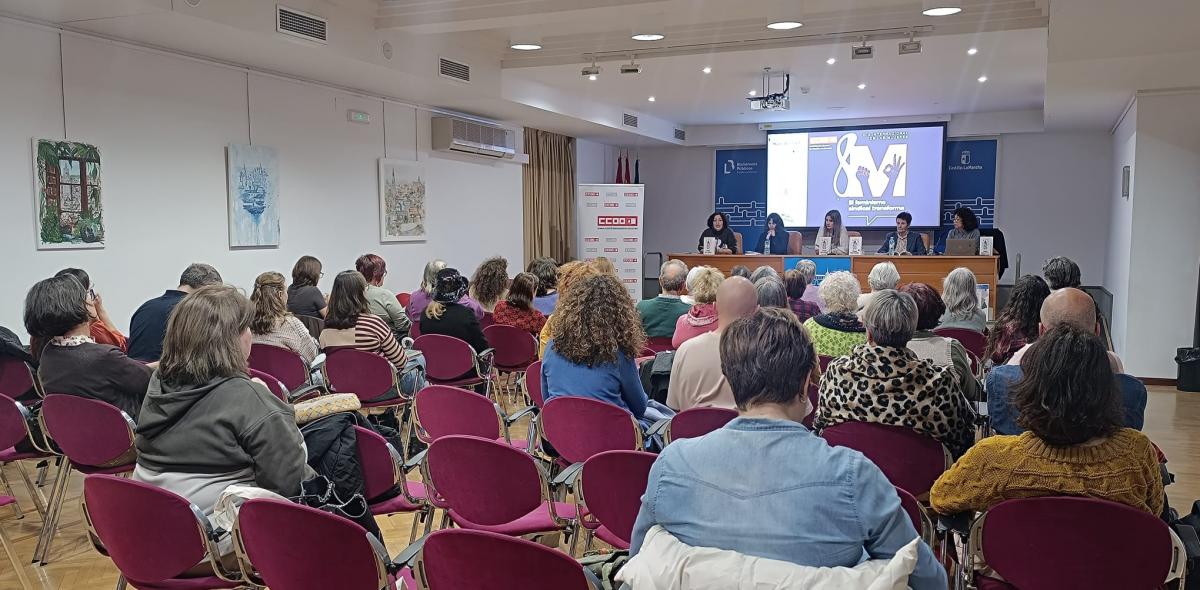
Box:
[697,211,739,254]
[751,212,791,255]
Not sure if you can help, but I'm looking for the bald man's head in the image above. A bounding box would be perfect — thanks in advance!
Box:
[1040,287,1098,335]
[717,276,759,329]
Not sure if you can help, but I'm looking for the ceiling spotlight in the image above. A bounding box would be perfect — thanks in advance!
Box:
[851,37,874,60]
[702,66,712,74]
[510,43,542,51]
[631,33,664,41]
[648,96,656,102]
[826,57,837,65]
[581,62,602,78]
[922,0,963,16]
[857,83,867,90]
[967,47,978,55]
[767,21,802,30]
[588,74,598,81]
[977,75,988,83]
[748,90,758,96]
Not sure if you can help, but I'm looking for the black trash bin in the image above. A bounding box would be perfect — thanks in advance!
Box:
[1178,348,1200,392]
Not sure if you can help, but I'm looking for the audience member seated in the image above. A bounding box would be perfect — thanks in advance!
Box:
[420,268,491,388]
[286,255,327,319]
[249,271,319,364]
[937,267,986,333]
[944,207,981,252]
[748,265,779,286]
[729,265,751,280]
[527,257,561,316]
[816,290,975,458]
[542,274,670,428]
[470,256,509,313]
[592,256,617,276]
[128,263,222,362]
[803,271,867,357]
[630,307,945,590]
[25,274,153,421]
[983,274,1049,365]
[134,284,306,517]
[754,276,788,309]
[0,325,36,400]
[680,266,702,305]
[784,270,821,323]
[666,277,758,411]
[1042,255,1106,339]
[55,268,127,352]
[988,288,1135,435]
[672,266,724,349]
[794,259,825,312]
[321,271,419,400]
[637,259,691,339]
[356,253,411,339]
[492,272,546,336]
[900,283,980,402]
[538,261,601,356]
[932,325,1163,517]
[857,261,899,316]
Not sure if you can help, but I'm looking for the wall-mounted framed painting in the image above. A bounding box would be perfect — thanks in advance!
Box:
[379,159,426,242]
[32,138,105,249]
[227,144,280,248]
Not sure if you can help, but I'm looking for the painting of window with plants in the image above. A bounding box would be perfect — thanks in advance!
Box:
[33,139,105,249]
[226,144,280,248]
[378,159,426,242]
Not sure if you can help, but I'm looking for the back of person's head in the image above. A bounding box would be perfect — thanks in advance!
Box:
[659,259,688,293]
[1014,324,1122,446]
[470,256,510,307]
[24,274,88,340]
[550,273,645,365]
[421,259,448,293]
[526,257,559,296]
[819,271,861,313]
[354,254,387,285]
[1039,287,1098,334]
[684,266,704,293]
[864,290,918,348]
[326,270,369,329]
[555,260,600,299]
[749,265,779,285]
[998,274,1051,335]
[716,276,758,328]
[729,265,752,280]
[898,283,945,331]
[426,268,469,320]
[754,277,788,309]
[159,284,254,388]
[953,207,979,232]
[795,259,816,281]
[1042,256,1081,290]
[867,261,900,292]
[591,257,617,276]
[784,270,808,300]
[505,272,539,311]
[941,267,979,320]
[180,263,222,290]
[721,307,817,411]
[54,268,91,290]
[689,267,724,304]
[250,271,288,335]
[291,256,322,288]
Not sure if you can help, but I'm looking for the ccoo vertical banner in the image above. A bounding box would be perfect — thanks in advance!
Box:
[576,184,645,299]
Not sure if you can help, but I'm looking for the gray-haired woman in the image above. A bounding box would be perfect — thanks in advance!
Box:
[938,267,987,333]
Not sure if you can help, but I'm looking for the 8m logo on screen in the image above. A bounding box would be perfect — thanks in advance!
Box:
[597,216,639,227]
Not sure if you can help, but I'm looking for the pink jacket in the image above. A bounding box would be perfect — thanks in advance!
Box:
[672,303,719,349]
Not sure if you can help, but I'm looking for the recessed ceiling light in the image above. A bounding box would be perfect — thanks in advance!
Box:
[967,47,978,55]
[510,43,542,51]
[767,21,803,30]
[857,83,867,90]
[922,0,962,16]
[588,74,598,81]
[748,90,757,96]
[977,75,988,83]
[631,33,665,41]
[826,57,837,65]
[648,96,656,102]
[701,66,712,74]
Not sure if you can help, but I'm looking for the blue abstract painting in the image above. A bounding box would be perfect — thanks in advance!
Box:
[226,144,280,247]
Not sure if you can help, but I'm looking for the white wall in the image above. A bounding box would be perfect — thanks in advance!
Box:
[575,138,618,184]
[1106,105,1137,356]
[0,21,523,337]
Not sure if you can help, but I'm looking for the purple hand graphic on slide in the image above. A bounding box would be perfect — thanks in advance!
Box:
[883,154,905,199]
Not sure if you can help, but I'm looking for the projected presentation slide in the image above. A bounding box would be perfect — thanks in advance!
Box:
[767,124,945,228]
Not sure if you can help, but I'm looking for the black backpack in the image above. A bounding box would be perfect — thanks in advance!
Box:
[638,351,674,404]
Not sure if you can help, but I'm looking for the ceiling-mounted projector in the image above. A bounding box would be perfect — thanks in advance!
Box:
[747,68,793,112]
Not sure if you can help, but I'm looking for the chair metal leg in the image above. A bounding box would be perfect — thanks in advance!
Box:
[423,507,435,535]
[114,574,127,590]
[408,510,421,544]
[0,466,22,518]
[15,462,47,518]
[35,461,49,487]
[0,523,33,590]
[438,510,451,530]
[583,529,595,554]
[567,522,582,557]
[32,460,71,564]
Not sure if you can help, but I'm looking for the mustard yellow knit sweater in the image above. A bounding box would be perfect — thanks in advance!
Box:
[930,429,1164,516]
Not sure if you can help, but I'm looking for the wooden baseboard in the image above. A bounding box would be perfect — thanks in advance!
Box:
[1141,377,1178,387]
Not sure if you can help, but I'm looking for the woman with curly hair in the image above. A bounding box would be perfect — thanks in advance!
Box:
[538,260,601,356]
[541,273,659,424]
[984,274,1050,365]
[470,256,509,313]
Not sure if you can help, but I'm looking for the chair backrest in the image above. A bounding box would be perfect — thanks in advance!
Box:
[932,327,987,358]
[975,497,1176,590]
[895,486,932,542]
[788,231,803,255]
[413,334,478,381]
[802,382,819,428]
[818,354,834,372]
[426,435,544,526]
[668,407,737,443]
[417,528,592,590]
[415,385,501,443]
[0,394,30,450]
[397,292,412,307]
[821,421,948,497]
[236,498,386,590]
[353,425,400,502]
[296,314,324,339]
[484,324,538,371]
[247,368,288,402]
[41,394,134,467]
[82,474,211,584]
[645,336,674,353]
[248,343,309,391]
[526,360,545,408]
[323,348,396,402]
[580,451,656,547]
[847,230,862,238]
[479,311,496,331]
[921,233,932,251]
[0,357,36,399]
[540,397,641,463]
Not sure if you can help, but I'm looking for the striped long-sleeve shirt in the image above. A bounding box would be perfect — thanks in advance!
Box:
[318,314,406,367]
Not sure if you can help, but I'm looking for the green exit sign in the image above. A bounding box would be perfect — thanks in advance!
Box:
[347,110,371,124]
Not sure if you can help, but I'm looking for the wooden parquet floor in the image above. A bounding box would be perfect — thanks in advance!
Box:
[2,387,1198,590]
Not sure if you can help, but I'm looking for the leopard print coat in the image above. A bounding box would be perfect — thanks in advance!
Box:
[814,344,975,457]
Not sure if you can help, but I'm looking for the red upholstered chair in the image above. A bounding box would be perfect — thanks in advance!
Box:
[0,394,51,518]
[414,528,599,590]
[788,231,804,255]
[933,327,987,362]
[413,385,530,452]
[484,324,539,406]
[0,357,40,400]
[248,343,325,399]
[82,474,245,589]
[539,397,643,465]
[645,337,674,354]
[352,425,431,543]
[577,450,656,552]
[413,334,493,395]
[803,355,835,428]
[820,422,951,499]
[397,292,412,308]
[35,394,137,564]
[662,406,737,445]
[322,347,411,412]
[895,486,934,545]
[248,368,289,402]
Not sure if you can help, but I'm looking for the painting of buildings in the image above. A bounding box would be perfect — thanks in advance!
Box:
[226,144,280,247]
[32,139,105,249]
[379,159,426,242]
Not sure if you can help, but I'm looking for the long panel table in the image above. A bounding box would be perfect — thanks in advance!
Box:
[668,253,1000,309]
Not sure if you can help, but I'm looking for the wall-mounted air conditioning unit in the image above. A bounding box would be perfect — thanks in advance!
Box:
[431,117,516,160]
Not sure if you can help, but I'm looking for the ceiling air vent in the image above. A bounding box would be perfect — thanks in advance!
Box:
[277,5,327,44]
[439,58,471,83]
[674,128,686,141]
[623,113,639,128]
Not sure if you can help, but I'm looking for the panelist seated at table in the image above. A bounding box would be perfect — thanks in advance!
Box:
[814,209,849,255]
[697,211,739,254]
[934,207,981,254]
[750,212,791,255]
[877,212,927,256]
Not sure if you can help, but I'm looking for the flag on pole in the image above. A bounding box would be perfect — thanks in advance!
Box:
[634,155,640,184]
[623,152,632,185]
[614,151,624,183]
